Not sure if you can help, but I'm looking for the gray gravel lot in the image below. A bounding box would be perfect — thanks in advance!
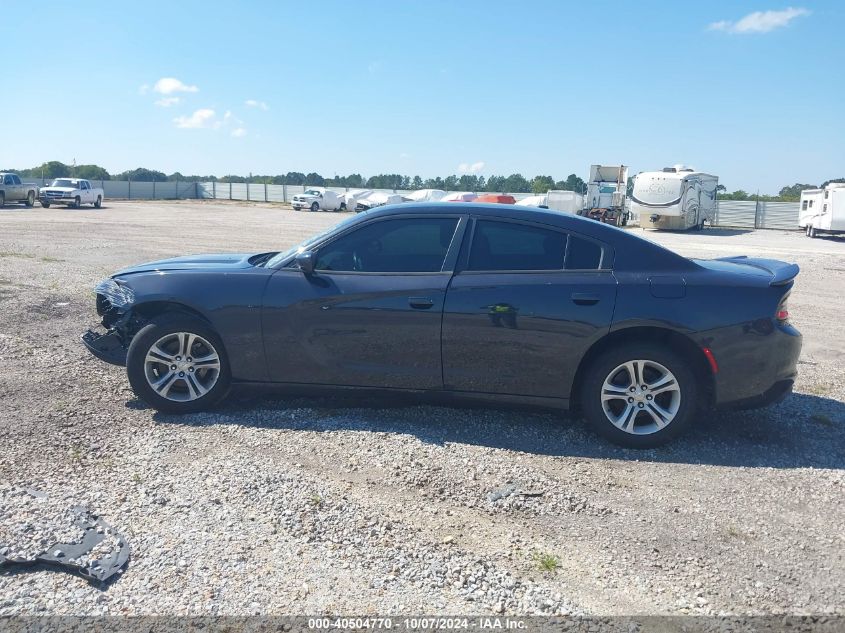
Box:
[0,200,843,616]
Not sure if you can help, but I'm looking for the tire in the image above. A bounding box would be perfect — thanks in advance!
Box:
[310,202,319,212]
[126,314,231,414]
[580,342,698,448]
[808,225,816,238]
[25,191,35,207]
[41,201,50,208]
[74,196,81,209]
[94,195,102,208]
[339,202,347,212]
[0,192,4,208]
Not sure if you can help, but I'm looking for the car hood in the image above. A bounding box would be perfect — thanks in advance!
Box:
[113,253,255,277]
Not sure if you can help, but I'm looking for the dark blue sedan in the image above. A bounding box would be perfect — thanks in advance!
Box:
[83,203,801,447]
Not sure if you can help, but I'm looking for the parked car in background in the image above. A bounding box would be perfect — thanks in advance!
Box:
[475,194,516,205]
[291,187,346,212]
[0,173,38,208]
[442,192,478,202]
[39,178,104,208]
[82,203,801,448]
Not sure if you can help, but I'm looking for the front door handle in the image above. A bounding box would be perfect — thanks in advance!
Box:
[571,293,600,306]
[408,297,434,309]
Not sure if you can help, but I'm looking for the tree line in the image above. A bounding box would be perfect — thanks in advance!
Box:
[5,160,842,200]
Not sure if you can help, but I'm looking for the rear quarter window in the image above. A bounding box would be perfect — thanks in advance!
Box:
[565,235,603,270]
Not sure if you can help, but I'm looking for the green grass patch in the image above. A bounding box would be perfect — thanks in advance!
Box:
[534,552,560,572]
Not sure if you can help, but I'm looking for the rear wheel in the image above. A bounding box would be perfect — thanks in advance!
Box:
[808,225,817,238]
[94,195,102,208]
[0,192,4,208]
[580,343,698,448]
[126,315,231,414]
[25,191,35,207]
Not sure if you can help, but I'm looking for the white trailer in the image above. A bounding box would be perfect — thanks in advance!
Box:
[631,167,718,231]
[545,190,584,214]
[798,189,824,229]
[583,164,628,225]
[802,183,845,238]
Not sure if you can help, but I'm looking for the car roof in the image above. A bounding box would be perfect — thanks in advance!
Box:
[363,202,698,272]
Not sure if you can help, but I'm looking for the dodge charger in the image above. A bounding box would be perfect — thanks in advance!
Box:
[83,203,802,447]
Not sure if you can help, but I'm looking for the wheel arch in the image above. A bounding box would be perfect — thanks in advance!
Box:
[570,326,715,412]
[132,300,213,325]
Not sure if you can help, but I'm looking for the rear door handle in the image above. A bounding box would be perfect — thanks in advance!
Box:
[408,297,434,309]
[571,293,600,306]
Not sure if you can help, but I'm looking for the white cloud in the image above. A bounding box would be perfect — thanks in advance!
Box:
[708,7,809,34]
[458,161,485,174]
[155,97,181,107]
[245,99,269,111]
[173,108,217,129]
[153,77,199,95]
[231,128,247,138]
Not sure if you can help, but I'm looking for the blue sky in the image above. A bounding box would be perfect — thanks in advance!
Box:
[3,0,842,193]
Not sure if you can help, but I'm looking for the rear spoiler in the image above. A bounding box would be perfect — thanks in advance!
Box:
[716,256,799,286]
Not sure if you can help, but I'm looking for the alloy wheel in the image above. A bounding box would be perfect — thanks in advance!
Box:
[600,359,681,435]
[143,332,221,402]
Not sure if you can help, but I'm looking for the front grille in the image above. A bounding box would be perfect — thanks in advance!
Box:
[45,191,69,198]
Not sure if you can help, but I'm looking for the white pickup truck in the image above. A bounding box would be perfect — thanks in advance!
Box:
[39,178,104,208]
[291,187,346,212]
[0,172,39,207]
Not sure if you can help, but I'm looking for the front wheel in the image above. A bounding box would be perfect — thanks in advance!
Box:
[94,195,102,208]
[808,225,817,238]
[41,200,50,208]
[74,196,81,209]
[310,202,319,212]
[580,343,698,448]
[25,191,35,207]
[0,192,5,208]
[126,315,231,414]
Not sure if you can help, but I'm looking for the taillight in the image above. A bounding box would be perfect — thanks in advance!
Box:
[776,294,790,323]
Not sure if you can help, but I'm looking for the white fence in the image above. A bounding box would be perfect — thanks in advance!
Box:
[23,177,801,230]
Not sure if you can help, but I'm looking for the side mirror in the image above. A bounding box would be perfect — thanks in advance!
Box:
[296,250,315,274]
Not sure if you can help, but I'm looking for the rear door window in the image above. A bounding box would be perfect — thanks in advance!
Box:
[466,220,606,271]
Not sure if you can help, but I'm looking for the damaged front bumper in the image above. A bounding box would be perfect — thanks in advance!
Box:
[82,328,128,366]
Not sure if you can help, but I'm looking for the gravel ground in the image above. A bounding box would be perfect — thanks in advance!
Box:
[0,201,843,616]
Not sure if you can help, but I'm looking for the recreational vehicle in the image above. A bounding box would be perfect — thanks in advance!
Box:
[801,183,845,238]
[631,167,718,231]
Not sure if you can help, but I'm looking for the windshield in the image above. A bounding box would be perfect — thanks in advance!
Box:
[50,179,78,188]
[303,189,322,196]
[264,211,370,268]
